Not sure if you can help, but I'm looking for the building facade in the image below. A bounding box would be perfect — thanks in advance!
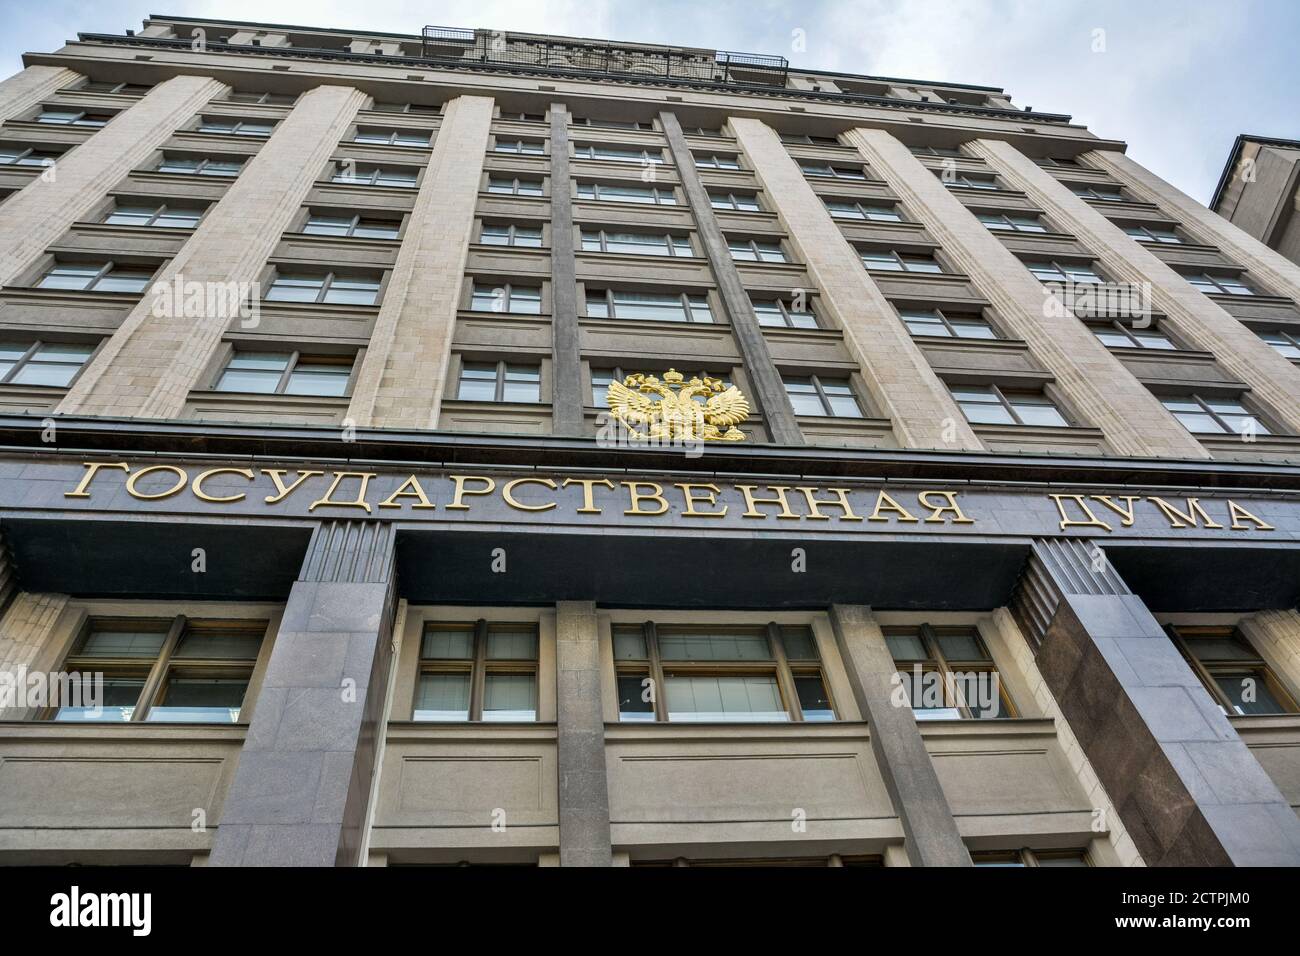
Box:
[0,15,1299,867]
[1212,134,1300,272]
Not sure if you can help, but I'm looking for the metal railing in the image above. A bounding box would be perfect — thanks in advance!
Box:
[420,26,789,88]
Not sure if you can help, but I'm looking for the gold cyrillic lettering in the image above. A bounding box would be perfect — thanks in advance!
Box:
[64,461,130,498]
[1090,495,1140,527]
[192,467,254,503]
[1147,496,1224,530]
[309,472,377,513]
[263,469,324,504]
[446,475,496,510]
[1048,494,1112,531]
[503,477,558,512]
[125,465,188,501]
[736,485,798,519]
[868,490,918,523]
[797,486,862,521]
[676,483,727,518]
[622,481,668,516]
[560,477,615,514]
[1227,500,1274,531]
[916,490,974,524]
[378,475,436,509]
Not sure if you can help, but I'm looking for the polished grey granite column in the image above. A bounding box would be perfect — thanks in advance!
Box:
[1014,538,1300,866]
[210,521,397,867]
[548,105,585,437]
[555,601,613,865]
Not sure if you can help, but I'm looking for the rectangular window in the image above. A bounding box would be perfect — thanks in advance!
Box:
[37,262,153,294]
[728,238,786,262]
[1258,329,1300,360]
[884,625,1014,720]
[486,176,544,196]
[973,849,1089,867]
[576,144,662,164]
[1122,223,1184,244]
[783,374,863,418]
[1160,395,1271,436]
[1069,183,1124,201]
[197,118,274,137]
[1025,260,1104,284]
[586,289,713,324]
[909,145,964,157]
[799,162,865,180]
[0,147,59,167]
[940,171,999,190]
[265,271,381,306]
[78,81,152,96]
[371,102,440,115]
[860,250,943,273]
[469,282,542,314]
[710,191,762,211]
[480,223,544,247]
[1090,321,1177,350]
[54,617,266,723]
[581,230,693,257]
[456,361,541,403]
[414,622,539,722]
[1184,272,1256,296]
[825,200,903,221]
[103,202,204,229]
[226,91,295,105]
[1169,626,1297,716]
[0,340,95,387]
[693,153,741,170]
[157,155,243,177]
[573,118,653,130]
[35,108,111,127]
[353,127,432,147]
[576,182,675,205]
[216,351,353,397]
[303,213,401,240]
[751,296,818,329]
[977,212,1048,233]
[899,308,997,339]
[613,623,833,723]
[493,138,544,155]
[781,133,841,146]
[950,384,1070,427]
[331,163,418,188]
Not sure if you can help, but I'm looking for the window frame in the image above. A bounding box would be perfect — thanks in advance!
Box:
[825,199,904,222]
[330,162,419,189]
[0,146,60,167]
[352,127,433,148]
[225,91,296,106]
[1089,320,1179,351]
[883,624,1018,720]
[972,848,1091,867]
[34,107,111,127]
[1069,183,1126,202]
[576,181,676,205]
[860,249,945,274]
[1122,223,1185,244]
[576,144,663,165]
[612,621,836,724]
[1025,259,1105,284]
[799,161,866,180]
[898,307,999,340]
[1184,272,1257,296]
[492,137,545,156]
[581,229,694,258]
[49,615,270,724]
[0,339,96,388]
[1258,328,1300,360]
[782,372,865,418]
[468,281,544,315]
[750,296,819,329]
[454,359,542,404]
[264,270,382,306]
[413,621,540,723]
[940,171,1000,190]
[486,175,544,197]
[692,152,741,170]
[156,155,243,177]
[585,288,714,324]
[709,190,763,212]
[301,212,402,240]
[478,221,545,248]
[951,383,1073,428]
[214,349,356,397]
[977,211,1049,233]
[36,261,155,294]
[1159,393,1273,436]
[1167,625,1298,716]
[196,117,275,138]
[727,237,787,263]
[102,201,205,230]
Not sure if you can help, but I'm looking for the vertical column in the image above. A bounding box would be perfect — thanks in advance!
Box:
[548,104,584,436]
[0,65,82,125]
[1240,609,1300,688]
[0,74,227,289]
[210,521,397,867]
[730,118,981,451]
[1013,539,1300,865]
[0,525,16,618]
[846,129,1208,459]
[976,140,1300,435]
[0,592,71,720]
[555,601,613,866]
[58,83,366,419]
[660,111,803,445]
[1089,148,1300,306]
[346,94,495,430]
[828,604,971,866]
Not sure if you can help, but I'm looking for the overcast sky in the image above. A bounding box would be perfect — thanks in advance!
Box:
[3,0,1296,203]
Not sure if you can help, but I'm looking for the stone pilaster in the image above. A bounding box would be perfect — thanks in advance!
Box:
[1013,538,1300,865]
[828,604,971,866]
[0,65,82,126]
[1239,609,1300,692]
[0,591,71,720]
[1090,148,1300,309]
[847,129,1209,459]
[346,94,495,430]
[210,521,397,867]
[555,601,613,866]
[0,74,227,290]
[548,105,584,436]
[661,111,804,445]
[975,140,1300,435]
[730,117,981,451]
[58,83,367,419]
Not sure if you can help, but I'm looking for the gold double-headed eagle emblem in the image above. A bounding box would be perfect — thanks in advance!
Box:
[605,368,750,441]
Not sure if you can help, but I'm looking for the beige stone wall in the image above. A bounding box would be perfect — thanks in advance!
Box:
[58,84,368,419]
[347,94,495,429]
[0,74,226,289]
[1091,148,1300,307]
[731,117,982,451]
[1241,609,1300,693]
[0,65,82,125]
[978,140,1300,435]
[0,592,72,720]
[851,130,1207,459]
